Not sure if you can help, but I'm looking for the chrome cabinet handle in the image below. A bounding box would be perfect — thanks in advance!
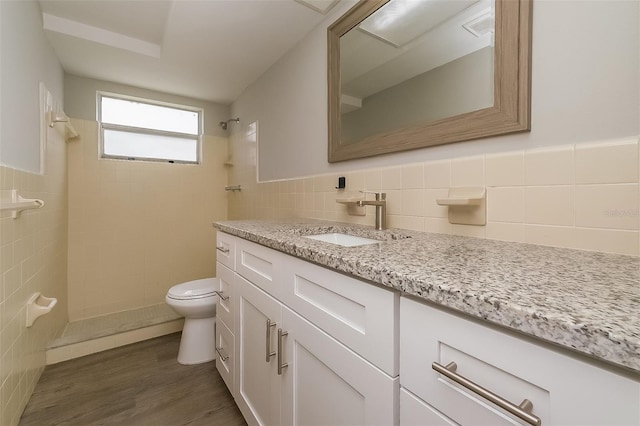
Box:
[215,345,229,362]
[432,361,541,426]
[265,319,276,362]
[277,328,288,375]
[216,246,230,254]
[214,290,229,301]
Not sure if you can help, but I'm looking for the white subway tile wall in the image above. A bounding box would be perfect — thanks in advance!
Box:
[524,186,575,226]
[451,156,485,187]
[401,164,424,189]
[575,140,638,184]
[487,187,525,223]
[485,222,524,243]
[424,160,451,189]
[228,131,640,256]
[525,146,575,185]
[0,126,68,425]
[485,152,524,187]
[575,184,639,230]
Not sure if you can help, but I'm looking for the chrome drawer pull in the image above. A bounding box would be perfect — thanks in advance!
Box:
[216,246,230,254]
[432,361,541,426]
[215,345,229,362]
[277,328,288,375]
[265,319,276,362]
[214,290,229,301]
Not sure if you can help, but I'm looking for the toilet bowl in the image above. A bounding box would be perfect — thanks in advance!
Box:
[165,277,218,365]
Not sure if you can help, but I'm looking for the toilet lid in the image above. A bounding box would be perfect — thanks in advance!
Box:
[167,277,218,300]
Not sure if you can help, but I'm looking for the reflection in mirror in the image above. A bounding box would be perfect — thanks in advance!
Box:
[328,0,532,163]
[340,0,495,145]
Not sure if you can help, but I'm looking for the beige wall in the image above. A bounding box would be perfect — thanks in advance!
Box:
[0,0,64,173]
[229,125,640,256]
[0,127,68,426]
[342,47,493,145]
[64,74,230,138]
[67,119,228,320]
[231,0,639,180]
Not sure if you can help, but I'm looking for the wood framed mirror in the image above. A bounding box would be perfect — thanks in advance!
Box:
[328,0,532,163]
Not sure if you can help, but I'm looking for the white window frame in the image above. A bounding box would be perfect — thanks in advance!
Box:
[97,92,204,164]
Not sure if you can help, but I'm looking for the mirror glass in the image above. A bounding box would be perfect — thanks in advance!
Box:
[340,0,495,145]
[328,0,531,163]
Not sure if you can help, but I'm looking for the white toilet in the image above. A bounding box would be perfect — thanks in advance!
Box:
[165,277,218,365]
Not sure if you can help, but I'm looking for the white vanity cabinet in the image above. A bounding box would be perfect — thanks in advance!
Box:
[400,296,640,426]
[218,232,399,426]
[216,229,639,426]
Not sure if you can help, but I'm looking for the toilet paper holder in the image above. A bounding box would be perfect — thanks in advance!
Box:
[26,292,57,327]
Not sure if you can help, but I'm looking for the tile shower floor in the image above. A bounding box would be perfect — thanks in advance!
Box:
[49,304,181,349]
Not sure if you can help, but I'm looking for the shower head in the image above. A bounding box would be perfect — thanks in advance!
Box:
[218,117,240,130]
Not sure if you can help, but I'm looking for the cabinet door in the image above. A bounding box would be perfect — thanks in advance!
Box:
[216,262,235,332]
[281,306,399,426]
[235,275,282,426]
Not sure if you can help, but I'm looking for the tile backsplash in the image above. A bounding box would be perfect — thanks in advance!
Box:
[0,127,68,425]
[229,136,640,256]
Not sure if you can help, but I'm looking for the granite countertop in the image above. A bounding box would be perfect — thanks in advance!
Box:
[213,219,640,374]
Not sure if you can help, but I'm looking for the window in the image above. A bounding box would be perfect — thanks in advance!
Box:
[98,93,202,163]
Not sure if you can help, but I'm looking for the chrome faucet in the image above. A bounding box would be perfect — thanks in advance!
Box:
[357,191,387,230]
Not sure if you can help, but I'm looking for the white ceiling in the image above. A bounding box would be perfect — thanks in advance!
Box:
[341,0,493,100]
[38,0,336,105]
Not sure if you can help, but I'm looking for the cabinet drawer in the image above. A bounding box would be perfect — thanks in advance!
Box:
[216,262,235,332]
[400,296,640,425]
[400,388,457,426]
[282,255,398,376]
[216,231,236,270]
[235,238,284,300]
[216,317,235,396]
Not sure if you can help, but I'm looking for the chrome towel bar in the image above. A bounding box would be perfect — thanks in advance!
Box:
[432,361,541,426]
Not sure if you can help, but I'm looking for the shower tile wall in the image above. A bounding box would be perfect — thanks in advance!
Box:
[228,132,640,257]
[0,127,68,426]
[66,119,229,321]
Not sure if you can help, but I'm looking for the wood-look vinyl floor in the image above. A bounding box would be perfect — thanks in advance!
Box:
[19,333,246,426]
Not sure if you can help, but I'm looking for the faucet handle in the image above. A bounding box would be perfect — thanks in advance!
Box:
[360,190,386,200]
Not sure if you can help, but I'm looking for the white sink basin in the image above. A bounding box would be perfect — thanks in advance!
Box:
[304,233,380,247]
